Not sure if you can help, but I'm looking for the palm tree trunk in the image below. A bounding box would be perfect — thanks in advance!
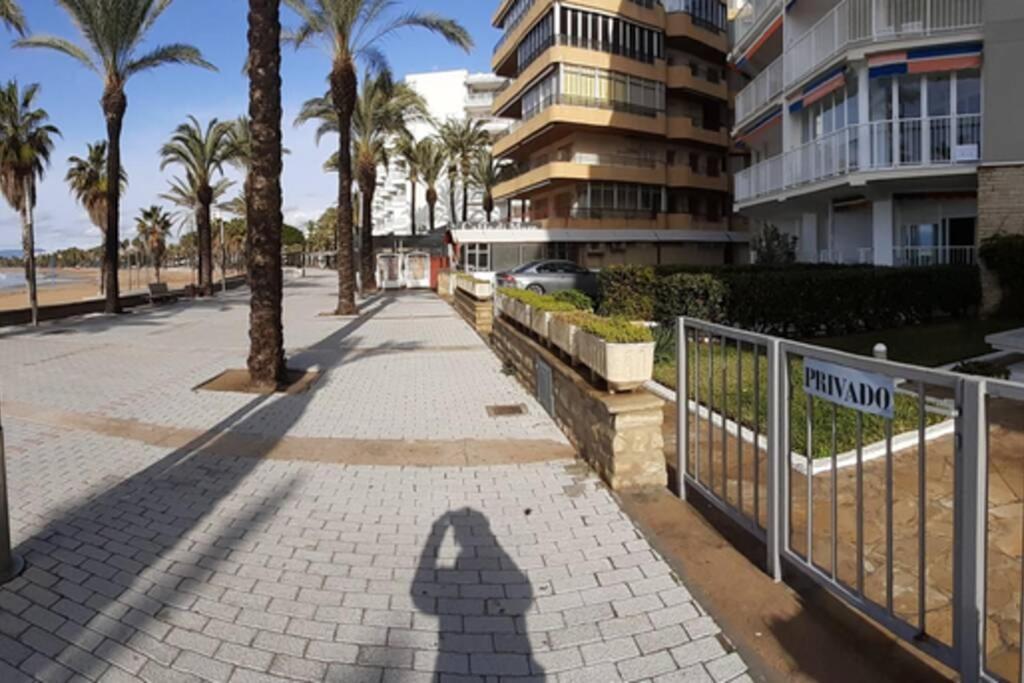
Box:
[21,177,38,327]
[197,198,214,296]
[330,60,359,316]
[462,174,469,223]
[359,177,376,294]
[102,87,126,315]
[246,0,287,386]
[428,198,436,232]
[448,169,457,227]
[409,181,417,237]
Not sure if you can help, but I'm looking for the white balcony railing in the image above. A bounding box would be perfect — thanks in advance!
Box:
[785,0,982,89]
[733,0,783,51]
[893,245,977,266]
[735,54,784,127]
[735,113,981,203]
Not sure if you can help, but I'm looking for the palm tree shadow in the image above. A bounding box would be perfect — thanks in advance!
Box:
[4,294,400,680]
[413,508,543,679]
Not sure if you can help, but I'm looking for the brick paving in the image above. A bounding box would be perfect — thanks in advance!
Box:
[0,272,750,682]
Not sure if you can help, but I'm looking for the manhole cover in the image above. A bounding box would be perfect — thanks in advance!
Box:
[486,404,527,417]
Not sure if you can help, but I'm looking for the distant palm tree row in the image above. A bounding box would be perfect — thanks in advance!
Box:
[1,0,474,386]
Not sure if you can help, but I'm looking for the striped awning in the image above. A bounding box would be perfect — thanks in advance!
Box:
[869,42,983,79]
[788,66,846,113]
[736,106,782,144]
[736,14,782,69]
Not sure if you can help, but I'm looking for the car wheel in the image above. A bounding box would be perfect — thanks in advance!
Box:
[527,284,545,294]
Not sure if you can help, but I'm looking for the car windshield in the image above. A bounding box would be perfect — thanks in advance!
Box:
[510,261,546,273]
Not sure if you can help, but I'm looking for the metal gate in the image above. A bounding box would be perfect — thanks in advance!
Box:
[675,317,1024,682]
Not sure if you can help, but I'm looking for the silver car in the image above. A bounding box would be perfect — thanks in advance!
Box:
[496,260,599,297]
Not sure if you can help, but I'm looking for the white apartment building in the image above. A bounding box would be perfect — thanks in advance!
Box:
[731,0,1024,268]
[370,69,513,237]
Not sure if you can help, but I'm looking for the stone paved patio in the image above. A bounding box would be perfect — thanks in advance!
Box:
[0,273,750,682]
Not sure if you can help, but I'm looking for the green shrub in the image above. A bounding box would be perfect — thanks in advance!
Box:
[952,360,1012,380]
[578,316,654,344]
[598,264,981,337]
[980,233,1024,316]
[551,289,594,311]
[499,287,578,312]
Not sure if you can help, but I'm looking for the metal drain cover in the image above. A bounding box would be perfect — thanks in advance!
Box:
[486,404,527,417]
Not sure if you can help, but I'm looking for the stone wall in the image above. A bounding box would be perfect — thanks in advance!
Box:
[491,317,667,491]
[978,165,1024,313]
[453,288,494,335]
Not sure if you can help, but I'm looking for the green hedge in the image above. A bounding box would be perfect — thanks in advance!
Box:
[599,264,981,337]
[980,233,1024,316]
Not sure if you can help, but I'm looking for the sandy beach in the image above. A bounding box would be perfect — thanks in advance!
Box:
[0,267,233,312]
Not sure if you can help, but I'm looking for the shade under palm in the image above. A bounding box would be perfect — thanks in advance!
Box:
[285,0,472,315]
[159,116,234,296]
[15,0,215,314]
[0,80,60,326]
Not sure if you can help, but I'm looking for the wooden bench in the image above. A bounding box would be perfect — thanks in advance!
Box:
[148,282,179,305]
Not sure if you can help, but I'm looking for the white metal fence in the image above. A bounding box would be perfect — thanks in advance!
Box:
[733,0,782,51]
[736,114,981,203]
[675,318,1024,682]
[735,55,784,127]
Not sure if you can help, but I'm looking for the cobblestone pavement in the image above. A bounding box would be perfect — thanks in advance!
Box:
[0,273,750,682]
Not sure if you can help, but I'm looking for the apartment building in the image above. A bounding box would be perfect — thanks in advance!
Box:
[370,70,513,236]
[731,0,1024,269]
[451,0,746,273]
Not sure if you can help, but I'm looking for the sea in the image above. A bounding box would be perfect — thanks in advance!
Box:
[0,269,70,291]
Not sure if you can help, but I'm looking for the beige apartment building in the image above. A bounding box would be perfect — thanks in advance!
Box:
[449,0,748,273]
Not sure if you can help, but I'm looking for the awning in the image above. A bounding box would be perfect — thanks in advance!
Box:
[448,228,749,245]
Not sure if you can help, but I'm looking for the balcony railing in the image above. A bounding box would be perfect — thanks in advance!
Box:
[495,93,663,141]
[735,54,783,127]
[735,114,981,203]
[494,0,537,55]
[662,0,728,33]
[785,0,982,89]
[733,0,782,51]
[893,245,977,266]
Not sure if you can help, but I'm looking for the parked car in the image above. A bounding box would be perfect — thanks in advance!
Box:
[496,260,599,297]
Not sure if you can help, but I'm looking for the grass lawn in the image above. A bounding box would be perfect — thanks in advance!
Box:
[652,320,1002,458]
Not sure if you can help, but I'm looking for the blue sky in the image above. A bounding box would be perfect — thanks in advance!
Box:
[0,0,500,252]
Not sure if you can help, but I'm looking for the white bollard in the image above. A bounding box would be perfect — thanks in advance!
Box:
[873,343,888,360]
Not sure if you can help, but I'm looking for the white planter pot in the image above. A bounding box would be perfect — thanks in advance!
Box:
[530,308,552,339]
[549,316,579,360]
[507,298,531,328]
[577,331,655,392]
[457,277,492,300]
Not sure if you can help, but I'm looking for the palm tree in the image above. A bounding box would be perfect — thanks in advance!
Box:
[439,118,491,223]
[0,0,25,35]
[470,152,505,223]
[437,119,461,226]
[135,205,172,283]
[159,116,234,296]
[285,0,472,315]
[66,141,127,294]
[246,0,287,386]
[15,0,215,314]
[418,138,446,234]
[0,80,59,326]
[396,134,434,236]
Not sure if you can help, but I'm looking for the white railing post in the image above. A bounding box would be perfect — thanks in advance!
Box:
[954,377,986,683]
[677,318,689,502]
[766,337,783,582]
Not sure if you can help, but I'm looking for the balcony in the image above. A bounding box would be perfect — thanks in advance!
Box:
[732,0,783,55]
[493,152,666,200]
[785,0,982,90]
[667,63,728,100]
[734,54,783,130]
[735,114,981,204]
[667,116,730,146]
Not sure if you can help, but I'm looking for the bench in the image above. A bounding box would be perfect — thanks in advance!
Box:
[148,282,179,305]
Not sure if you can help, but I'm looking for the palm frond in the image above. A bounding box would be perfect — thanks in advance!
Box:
[13,35,98,73]
[124,43,216,78]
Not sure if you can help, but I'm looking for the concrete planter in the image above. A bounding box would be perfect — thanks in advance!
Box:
[456,276,492,300]
[507,298,531,328]
[577,330,655,392]
[549,316,579,360]
[530,308,552,339]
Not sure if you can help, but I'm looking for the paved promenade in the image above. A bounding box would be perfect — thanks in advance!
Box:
[0,272,749,682]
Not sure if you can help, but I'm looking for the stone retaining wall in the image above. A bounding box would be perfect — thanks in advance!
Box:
[491,316,667,490]
[979,164,1024,313]
[453,288,494,335]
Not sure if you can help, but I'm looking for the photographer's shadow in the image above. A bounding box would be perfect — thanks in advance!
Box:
[414,508,543,679]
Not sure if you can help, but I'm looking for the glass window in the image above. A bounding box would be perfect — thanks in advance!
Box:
[899,75,921,119]
[871,77,893,121]
[956,69,981,114]
[928,74,951,116]
[847,78,859,125]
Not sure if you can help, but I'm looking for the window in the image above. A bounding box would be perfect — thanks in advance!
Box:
[898,75,921,119]
[870,76,893,121]
[956,69,981,115]
[464,244,491,272]
[928,74,951,116]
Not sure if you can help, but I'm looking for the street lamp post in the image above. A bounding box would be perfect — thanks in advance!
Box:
[0,401,25,584]
[219,216,227,294]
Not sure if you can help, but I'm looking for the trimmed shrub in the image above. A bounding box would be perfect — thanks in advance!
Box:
[577,315,654,344]
[498,288,576,312]
[598,264,981,337]
[979,233,1024,316]
[551,289,594,311]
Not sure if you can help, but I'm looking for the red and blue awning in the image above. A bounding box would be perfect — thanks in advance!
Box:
[868,42,983,79]
[736,14,782,69]
[788,66,846,113]
[736,106,782,145]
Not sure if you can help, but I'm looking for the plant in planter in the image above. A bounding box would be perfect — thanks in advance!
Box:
[456,273,493,300]
[575,315,656,392]
[549,310,592,362]
[497,287,532,327]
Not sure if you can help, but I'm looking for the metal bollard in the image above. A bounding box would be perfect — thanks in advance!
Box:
[873,343,888,360]
[0,404,25,584]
